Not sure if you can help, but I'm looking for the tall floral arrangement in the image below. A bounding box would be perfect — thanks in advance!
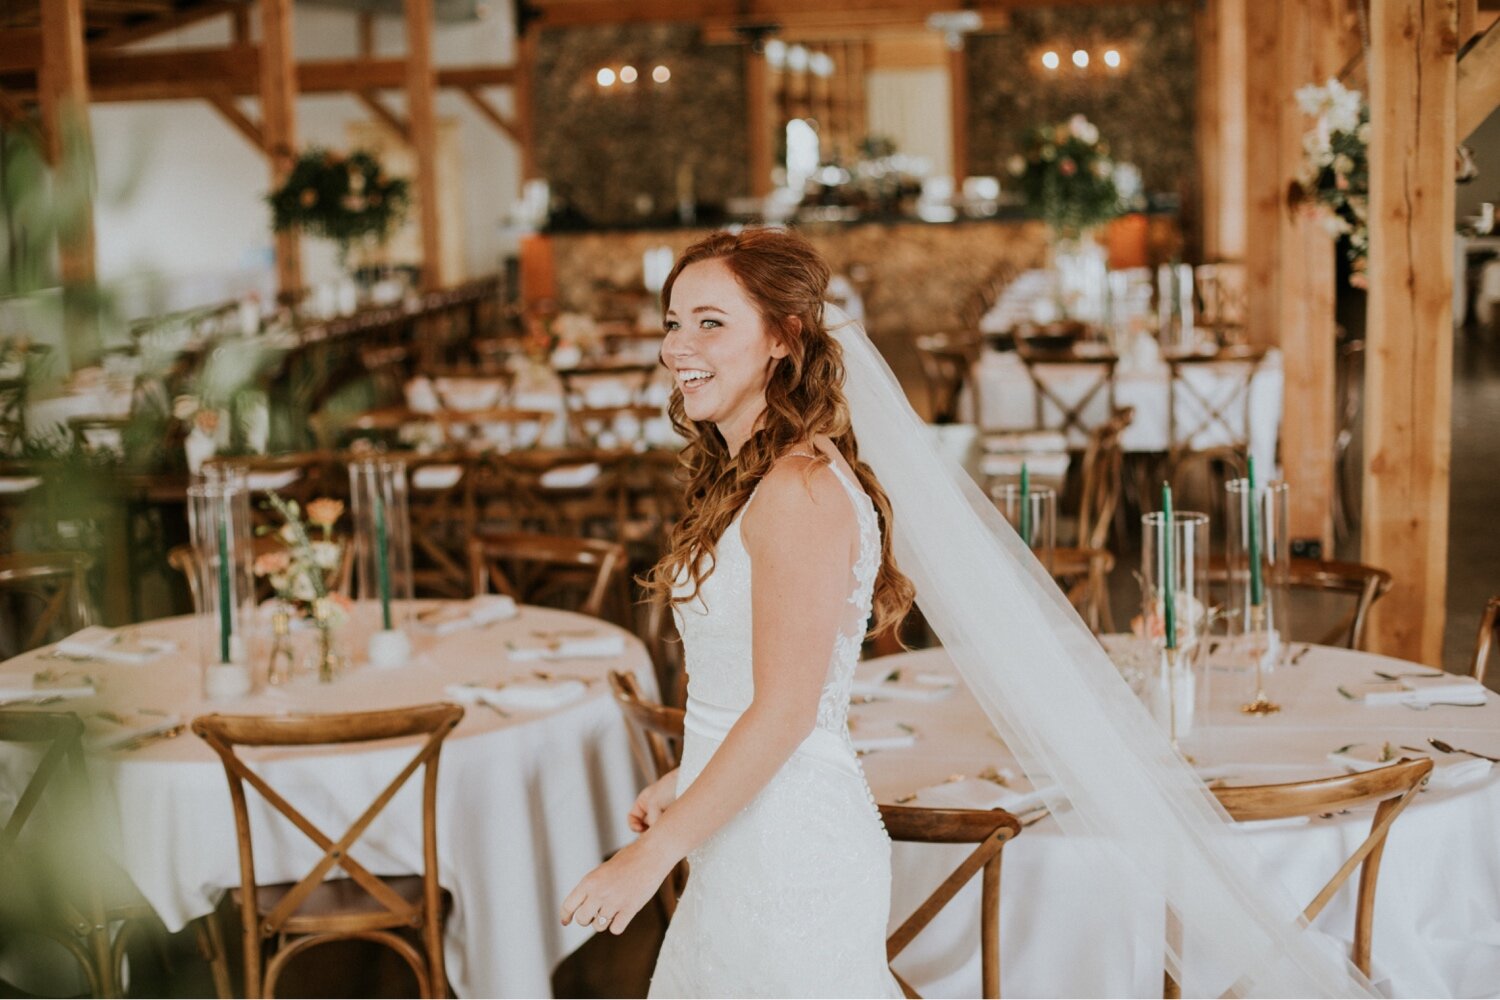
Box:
[1008,115,1130,239]
[267,148,409,265]
[1292,79,1369,287]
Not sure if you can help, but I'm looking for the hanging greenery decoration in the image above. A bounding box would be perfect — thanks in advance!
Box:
[267,148,409,262]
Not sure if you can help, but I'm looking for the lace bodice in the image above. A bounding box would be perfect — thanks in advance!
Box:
[672,458,880,737]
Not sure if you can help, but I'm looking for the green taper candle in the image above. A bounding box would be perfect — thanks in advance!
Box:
[1162,482,1177,651]
[1019,462,1032,546]
[1247,455,1264,608]
[375,489,392,630]
[217,512,232,663]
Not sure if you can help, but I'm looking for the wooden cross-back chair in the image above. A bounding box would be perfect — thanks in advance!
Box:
[1165,346,1267,454]
[0,551,95,653]
[1165,758,1433,996]
[1166,445,1247,533]
[191,703,465,999]
[1288,559,1392,650]
[404,454,477,598]
[566,403,666,450]
[605,671,689,917]
[1472,595,1499,685]
[1049,407,1132,633]
[468,530,628,624]
[0,711,166,999]
[878,805,1023,999]
[913,333,980,425]
[1193,261,1248,344]
[1014,345,1118,450]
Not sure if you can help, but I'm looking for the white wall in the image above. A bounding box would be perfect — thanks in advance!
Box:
[89,3,521,315]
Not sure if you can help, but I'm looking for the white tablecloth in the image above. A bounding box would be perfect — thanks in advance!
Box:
[964,349,1284,476]
[0,605,654,998]
[857,641,1500,998]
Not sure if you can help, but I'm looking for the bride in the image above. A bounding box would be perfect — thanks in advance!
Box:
[562,228,1372,998]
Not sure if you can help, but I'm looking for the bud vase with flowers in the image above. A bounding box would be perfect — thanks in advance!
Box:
[253,493,351,683]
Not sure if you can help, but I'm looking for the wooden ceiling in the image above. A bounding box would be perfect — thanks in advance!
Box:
[0,0,252,46]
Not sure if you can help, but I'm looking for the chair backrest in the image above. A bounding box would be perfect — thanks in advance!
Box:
[404,453,477,599]
[1014,348,1118,449]
[1077,406,1133,550]
[0,552,95,653]
[191,704,464,998]
[1211,758,1432,976]
[1166,346,1267,453]
[913,334,978,425]
[1193,261,1248,341]
[1287,558,1392,650]
[607,670,685,781]
[1166,445,1247,534]
[879,805,1023,999]
[468,530,627,622]
[1471,595,1499,685]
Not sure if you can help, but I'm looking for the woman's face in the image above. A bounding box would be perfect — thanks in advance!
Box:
[662,258,790,454]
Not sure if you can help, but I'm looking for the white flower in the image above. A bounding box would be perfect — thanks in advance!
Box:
[1319,214,1352,238]
[1332,154,1355,176]
[1357,122,1371,145]
[291,571,318,602]
[310,541,341,571]
[1113,162,1143,201]
[1068,114,1099,145]
[172,395,199,420]
[279,523,300,544]
[1006,154,1027,177]
[1295,82,1328,117]
[1093,159,1113,179]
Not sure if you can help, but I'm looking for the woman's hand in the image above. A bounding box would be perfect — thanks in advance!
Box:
[628,769,679,833]
[560,835,677,935]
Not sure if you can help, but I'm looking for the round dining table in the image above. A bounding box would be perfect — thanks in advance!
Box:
[0,603,655,998]
[855,638,1500,998]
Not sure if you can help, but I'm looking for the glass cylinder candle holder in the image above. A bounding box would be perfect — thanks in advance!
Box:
[991,483,1056,572]
[1226,477,1291,714]
[187,481,255,699]
[349,456,414,667]
[1140,510,1210,750]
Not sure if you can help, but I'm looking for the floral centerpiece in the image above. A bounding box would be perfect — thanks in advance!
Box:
[254,493,350,682]
[1291,79,1370,288]
[267,148,410,267]
[1008,115,1129,239]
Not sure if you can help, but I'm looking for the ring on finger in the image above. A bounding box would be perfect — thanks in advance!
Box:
[593,913,614,931]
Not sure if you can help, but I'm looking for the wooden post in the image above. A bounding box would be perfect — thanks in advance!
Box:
[1276,0,1343,553]
[404,0,445,291]
[1196,0,1247,263]
[39,0,98,367]
[515,27,538,180]
[1362,0,1458,665]
[947,39,968,185]
[1242,0,1280,351]
[260,0,302,302]
[746,46,773,197]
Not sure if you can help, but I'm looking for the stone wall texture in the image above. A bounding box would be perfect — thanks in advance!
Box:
[964,6,1196,196]
[533,24,750,228]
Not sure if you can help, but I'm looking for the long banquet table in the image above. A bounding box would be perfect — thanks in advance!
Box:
[857,640,1500,998]
[0,604,654,998]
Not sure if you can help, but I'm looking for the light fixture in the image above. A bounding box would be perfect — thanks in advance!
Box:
[1104,49,1121,68]
[809,52,834,78]
[764,39,787,68]
[1072,49,1089,68]
[652,64,671,83]
[596,67,616,87]
[619,65,638,83]
[1041,50,1060,70]
[787,44,810,72]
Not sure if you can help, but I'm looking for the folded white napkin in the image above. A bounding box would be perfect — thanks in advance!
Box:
[0,673,96,702]
[539,463,602,490]
[981,430,1070,454]
[506,634,626,662]
[411,464,463,490]
[850,661,956,702]
[909,772,1050,814]
[1329,742,1493,789]
[490,680,588,712]
[55,626,176,665]
[980,451,1071,479]
[1347,675,1487,707]
[848,717,917,752]
[416,596,518,636]
[246,469,301,492]
[85,711,183,751]
[0,476,42,494]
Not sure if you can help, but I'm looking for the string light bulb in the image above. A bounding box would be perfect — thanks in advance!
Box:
[1041,50,1060,70]
[1104,49,1121,68]
[652,64,671,83]
[1072,49,1089,68]
[619,65,638,83]
[596,67,615,87]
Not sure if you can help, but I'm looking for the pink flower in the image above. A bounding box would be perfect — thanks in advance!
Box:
[254,550,292,577]
[1059,158,1077,177]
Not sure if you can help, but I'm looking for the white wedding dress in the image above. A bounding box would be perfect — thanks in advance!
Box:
[648,457,903,999]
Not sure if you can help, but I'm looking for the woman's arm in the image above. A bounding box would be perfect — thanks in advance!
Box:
[561,455,857,933]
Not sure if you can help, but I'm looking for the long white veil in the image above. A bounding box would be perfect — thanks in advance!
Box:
[826,305,1372,997]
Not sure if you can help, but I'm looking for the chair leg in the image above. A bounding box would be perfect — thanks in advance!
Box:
[194,913,234,1000]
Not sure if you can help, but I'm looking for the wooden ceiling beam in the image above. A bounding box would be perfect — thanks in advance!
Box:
[205,90,265,151]
[0,47,515,102]
[90,1,246,50]
[355,90,411,142]
[528,0,1169,29]
[1458,16,1500,139]
[458,86,518,142]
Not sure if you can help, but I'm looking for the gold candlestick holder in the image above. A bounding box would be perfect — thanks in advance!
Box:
[1239,603,1281,715]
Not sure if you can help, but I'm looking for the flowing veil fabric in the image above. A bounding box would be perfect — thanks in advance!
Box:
[826,305,1373,997]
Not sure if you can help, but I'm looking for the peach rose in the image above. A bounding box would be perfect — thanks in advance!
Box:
[305,498,344,528]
